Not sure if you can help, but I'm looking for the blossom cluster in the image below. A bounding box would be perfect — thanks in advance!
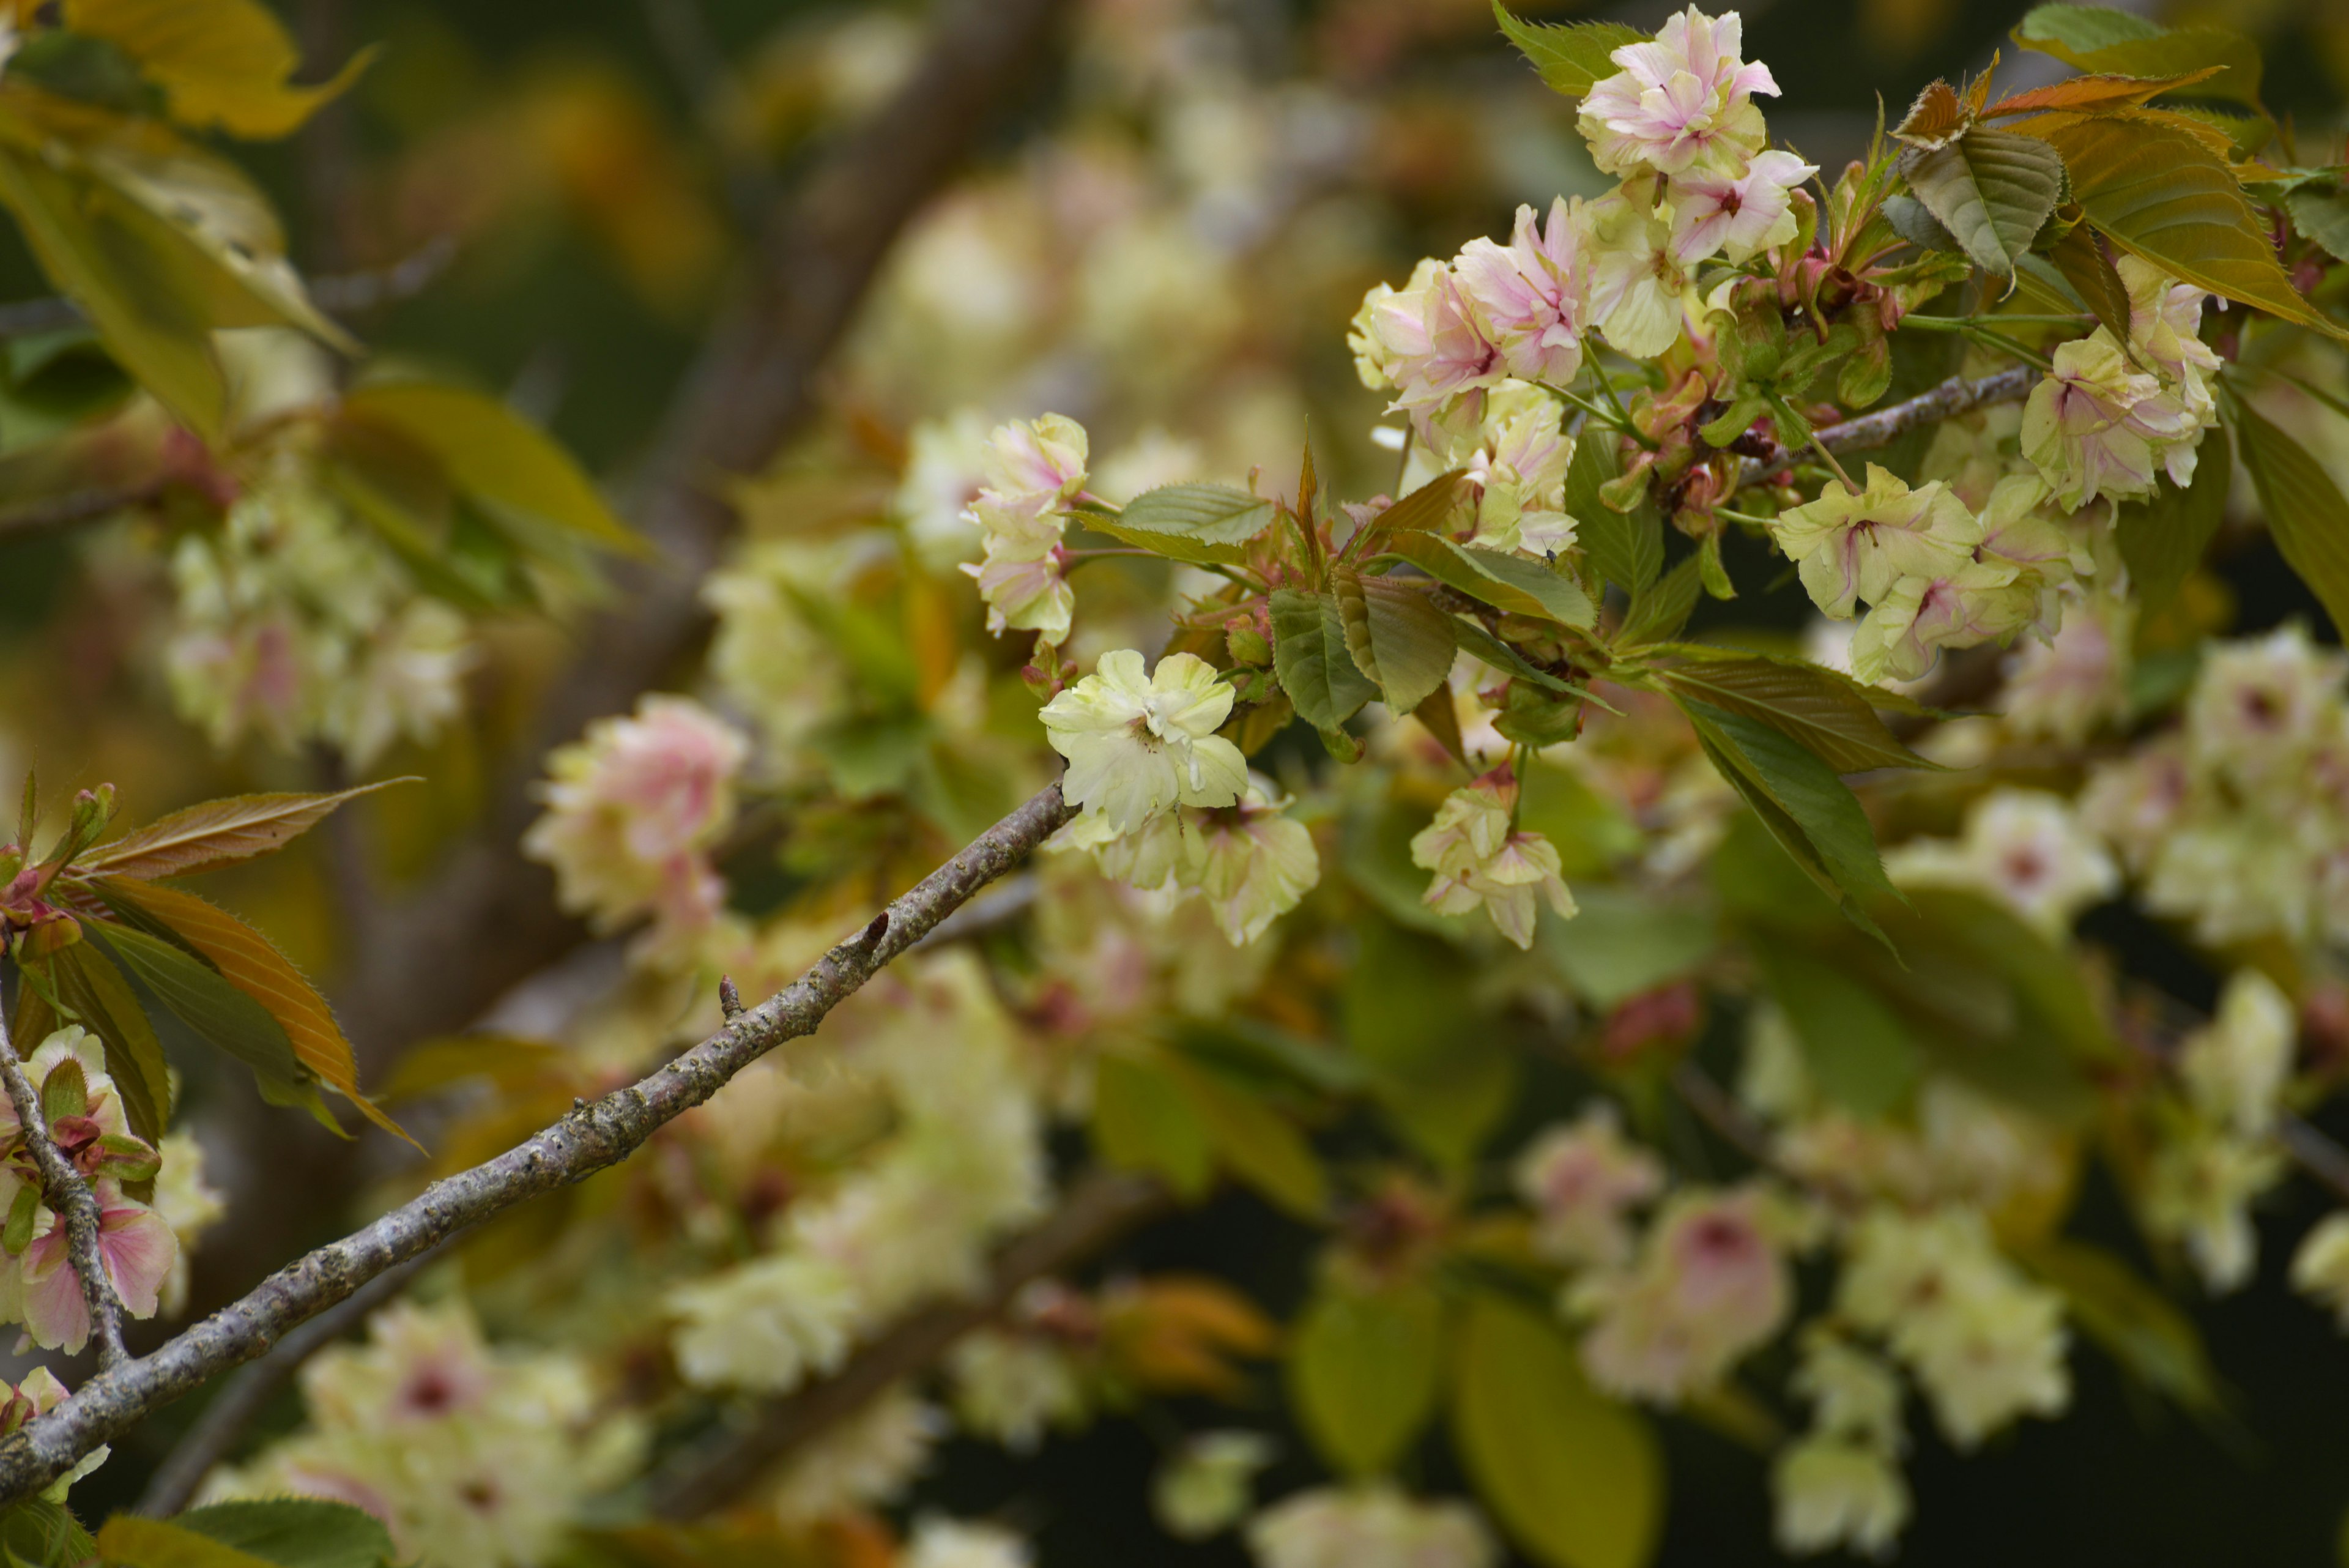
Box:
[207,1297,644,1567]
[2022,256,2222,511]
[1042,649,1323,946]
[2083,625,2349,948]
[522,694,749,965]
[1410,765,1577,949]
[1772,468,2090,683]
[963,414,1089,643]
[167,449,474,767]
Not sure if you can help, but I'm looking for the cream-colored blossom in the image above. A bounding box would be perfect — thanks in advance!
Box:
[1772,1438,1910,1559]
[1884,789,2117,935]
[2177,969,2296,1139]
[1410,767,1576,949]
[1156,1431,1277,1539]
[2289,1212,2349,1331]
[1248,1485,1496,1568]
[1041,650,1249,831]
[2144,1121,2284,1294]
[1768,465,1978,621]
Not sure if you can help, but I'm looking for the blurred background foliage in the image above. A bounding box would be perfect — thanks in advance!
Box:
[5,0,2349,1561]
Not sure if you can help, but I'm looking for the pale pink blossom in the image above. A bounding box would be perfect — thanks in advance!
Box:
[1389,270,1508,428]
[1574,1185,1799,1402]
[1513,1105,1664,1268]
[1453,198,1589,385]
[20,1180,178,1354]
[1579,7,1777,177]
[1669,149,1815,263]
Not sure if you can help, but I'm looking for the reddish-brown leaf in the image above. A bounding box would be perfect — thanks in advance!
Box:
[101,878,416,1146]
[1983,67,2224,121]
[76,780,410,882]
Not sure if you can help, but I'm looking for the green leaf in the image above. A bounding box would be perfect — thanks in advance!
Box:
[1451,615,1575,693]
[1290,1281,1445,1477]
[2035,117,2342,337]
[1343,919,1516,1166]
[0,1500,97,1568]
[2233,396,2349,637]
[1162,1054,1327,1219]
[1382,533,1595,627]
[1750,940,1921,1115]
[2012,6,2262,106]
[78,782,404,882]
[340,382,640,554]
[1649,649,1937,772]
[1565,430,1661,596]
[1452,1293,1663,1568]
[1490,4,1644,98]
[1898,128,2066,279]
[97,1515,278,1567]
[2116,423,2231,614]
[2286,188,2349,264]
[1094,482,1275,565]
[32,942,172,1145]
[1271,589,1378,730]
[1613,554,1702,648]
[62,0,374,139]
[1680,700,1898,943]
[1334,568,1458,715]
[169,1498,400,1568]
[1364,469,1473,537]
[1091,1050,1215,1202]
[2019,1238,2221,1414]
[1538,886,1716,1009]
[2042,218,2133,341]
[81,921,312,1110]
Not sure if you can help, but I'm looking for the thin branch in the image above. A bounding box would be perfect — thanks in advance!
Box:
[0,484,165,540]
[1735,365,2037,489]
[647,1167,1171,1520]
[2279,1115,2349,1209]
[0,1006,128,1371]
[0,780,1077,1508]
[134,1252,434,1518]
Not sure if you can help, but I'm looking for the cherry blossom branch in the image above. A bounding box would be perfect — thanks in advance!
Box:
[0,780,1076,1509]
[1734,365,2037,489]
[647,1167,1173,1520]
[132,1252,435,1518]
[0,1008,127,1371]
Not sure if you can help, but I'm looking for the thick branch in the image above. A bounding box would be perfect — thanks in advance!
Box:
[0,1009,127,1370]
[1735,365,2037,489]
[0,781,1075,1508]
[648,1168,1173,1520]
[133,1252,434,1517]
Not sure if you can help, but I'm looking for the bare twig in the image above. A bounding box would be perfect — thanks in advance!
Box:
[0,1008,128,1371]
[134,1252,435,1518]
[1735,365,2037,489]
[0,780,1075,1508]
[648,1167,1171,1520]
[2279,1115,2349,1209]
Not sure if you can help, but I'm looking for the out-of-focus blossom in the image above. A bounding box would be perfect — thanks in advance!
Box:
[1156,1432,1277,1539]
[2290,1213,2349,1331]
[2178,970,2296,1139]
[770,1386,940,1523]
[1513,1104,1664,1268]
[947,1328,1088,1451]
[1572,1184,1804,1402]
[1885,789,2118,934]
[1247,1485,1496,1568]
[2144,1120,2284,1293]
[1772,1438,1910,1559]
[903,1516,1033,1568]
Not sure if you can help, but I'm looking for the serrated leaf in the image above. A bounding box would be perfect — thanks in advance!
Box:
[1382,533,1594,626]
[1450,615,1574,693]
[1564,433,1660,595]
[2287,188,2349,264]
[1650,651,1938,772]
[62,0,374,139]
[0,1501,97,1568]
[1682,700,1897,945]
[1898,127,2066,278]
[1490,4,1645,99]
[97,1515,277,1568]
[1411,683,1471,770]
[1613,553,1702,648]
[1893,80,1972,149]
[2042,217,2132,340]
[2117,421,2230,614]
[1334,569,1458,715]
[1884,193,1961,252]
[340,383,642,555]
[81,921,317,1115]
[2032,116,2342,337]
[1096,482,1275,566]
[76,782,406,882]
[1091,1050,1215,1202]
[2012,6,2262,106]
[1452,1293,1663,1568]
[100,880,412,1146]
[1364,469,1473,537]
[1290,1281,1444,1477]
[1271,589,1378,730]
[170,1498,400,1568]
[2233,397,2349,638]
[1983,67,2224,121]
